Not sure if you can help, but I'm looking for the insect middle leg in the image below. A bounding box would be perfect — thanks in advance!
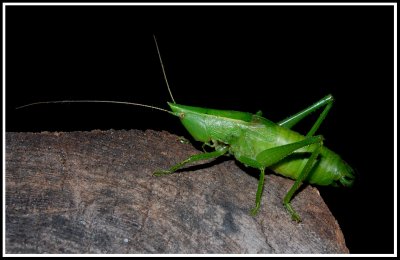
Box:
[153,146,229,176]
[254,136,323,220]
[239,135,324,216]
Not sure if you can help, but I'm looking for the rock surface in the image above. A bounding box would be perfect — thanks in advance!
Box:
[6,129,349,254]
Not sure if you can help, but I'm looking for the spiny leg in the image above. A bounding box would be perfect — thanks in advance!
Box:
[306,101,333,137]
[239,135,324,216]
[283,141,323,222]
[250,168,265,216]
[278,94,334,136]
[153,146,229,176]
[234,156,265,215]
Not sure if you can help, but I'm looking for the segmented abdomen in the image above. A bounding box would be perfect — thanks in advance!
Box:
[231,122,341,186]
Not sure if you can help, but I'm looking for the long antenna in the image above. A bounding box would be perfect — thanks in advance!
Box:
[153,35,176,104]
[16,100,175,115]
[17,36,178,114]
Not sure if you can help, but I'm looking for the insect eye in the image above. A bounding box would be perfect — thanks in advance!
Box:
[179,113,185,119]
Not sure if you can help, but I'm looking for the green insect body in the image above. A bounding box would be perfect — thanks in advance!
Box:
[157,98,355,221]
[17,36,355,222]
[168,102,354,187]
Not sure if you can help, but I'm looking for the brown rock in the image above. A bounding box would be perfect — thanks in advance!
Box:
[6,129,349,254]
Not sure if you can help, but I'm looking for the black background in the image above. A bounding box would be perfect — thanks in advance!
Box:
[5,5,394,254]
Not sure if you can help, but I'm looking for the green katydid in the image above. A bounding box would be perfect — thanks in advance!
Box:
[17,36,355,222]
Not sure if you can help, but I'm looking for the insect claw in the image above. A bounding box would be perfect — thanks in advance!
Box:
[250,203,261,216]
[291,213,302,223]
[284,203,302,222]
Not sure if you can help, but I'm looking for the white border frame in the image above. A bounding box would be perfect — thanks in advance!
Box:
[2,2,397,257]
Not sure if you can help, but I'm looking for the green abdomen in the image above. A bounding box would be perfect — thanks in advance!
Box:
[233,124,341,186]
[270,145,341,186]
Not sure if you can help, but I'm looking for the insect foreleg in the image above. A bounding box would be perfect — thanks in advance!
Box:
[278,95,334,136]
[283,141,323,222]
[153,146,229,176]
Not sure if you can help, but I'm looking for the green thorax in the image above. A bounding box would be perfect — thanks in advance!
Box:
[168,102,273,144]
